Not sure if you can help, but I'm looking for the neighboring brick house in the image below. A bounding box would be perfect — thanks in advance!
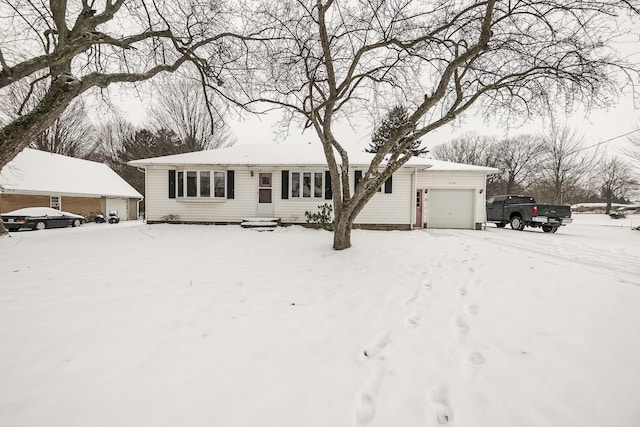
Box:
[1,148,142,220]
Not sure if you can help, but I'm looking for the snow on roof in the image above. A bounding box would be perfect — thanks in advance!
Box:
[0,148,143,199]
[128,143,500,173]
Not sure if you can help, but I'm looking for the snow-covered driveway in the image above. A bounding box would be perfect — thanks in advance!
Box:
[1,215,638,427]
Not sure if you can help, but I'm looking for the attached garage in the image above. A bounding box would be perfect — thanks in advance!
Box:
[417,167,496,230]
[426,189,475,229]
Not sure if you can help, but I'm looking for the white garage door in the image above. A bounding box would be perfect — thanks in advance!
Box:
[106,198,129,220]
[427,189,474,229]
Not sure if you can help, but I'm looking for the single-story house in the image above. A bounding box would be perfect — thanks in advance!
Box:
[0,148,143,220]
[129,143,499,230]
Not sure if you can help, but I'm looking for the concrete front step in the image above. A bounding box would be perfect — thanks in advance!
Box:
[240,217,281,229]
[241,217,281,223]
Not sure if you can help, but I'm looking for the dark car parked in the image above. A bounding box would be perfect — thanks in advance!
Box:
[1,207,86,231]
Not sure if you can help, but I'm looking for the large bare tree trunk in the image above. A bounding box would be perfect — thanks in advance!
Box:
[0,79,80,166]
[333,214,352,250]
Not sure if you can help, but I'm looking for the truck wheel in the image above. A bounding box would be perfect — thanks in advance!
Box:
[510,216,525,231]
[542,225,553,232]
[496,223,506,228]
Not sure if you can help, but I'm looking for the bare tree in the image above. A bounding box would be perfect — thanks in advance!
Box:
[431,133,498,166]
[493,135,540,194]
[431,132,502,194]
[599,156,638,213]
[237,0,638,249]
[90,117,138,164]
[0,0,262,168]
[28,99,96,158]
[623,126,640,166]
[150,78,236,151]
[537,123,599,204]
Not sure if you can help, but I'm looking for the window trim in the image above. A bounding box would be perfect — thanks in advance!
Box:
[289,170,326,199]
[50,196,61,210]
[175,169,227,200]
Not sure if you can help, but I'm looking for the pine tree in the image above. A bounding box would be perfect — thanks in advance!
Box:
[366,106,428,156]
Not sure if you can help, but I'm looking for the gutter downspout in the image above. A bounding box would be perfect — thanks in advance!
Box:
[137,166,146,221]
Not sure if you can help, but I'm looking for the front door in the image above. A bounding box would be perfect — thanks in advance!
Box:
[415,189,423,228]
[257,172,274,216]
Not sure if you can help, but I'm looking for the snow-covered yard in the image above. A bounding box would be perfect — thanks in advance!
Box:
[1,214,639,427]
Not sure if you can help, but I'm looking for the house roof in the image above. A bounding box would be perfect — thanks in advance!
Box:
[128,143,500,173]
[0,148,143,199]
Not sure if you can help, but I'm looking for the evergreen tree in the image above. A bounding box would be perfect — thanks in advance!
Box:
[366,106,428,156]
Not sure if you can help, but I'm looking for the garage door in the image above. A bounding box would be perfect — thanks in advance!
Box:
[427,189,474,229]
[105,198,129,220]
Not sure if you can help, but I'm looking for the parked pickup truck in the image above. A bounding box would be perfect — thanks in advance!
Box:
[486,195,573,233]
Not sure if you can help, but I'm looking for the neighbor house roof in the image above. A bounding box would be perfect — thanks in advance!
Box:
[0,148,143,199]
[128,143,500,173]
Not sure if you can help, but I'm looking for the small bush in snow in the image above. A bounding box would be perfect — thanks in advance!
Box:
[305,204,334,230]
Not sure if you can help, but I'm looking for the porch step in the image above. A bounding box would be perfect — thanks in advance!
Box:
[240,217,281,230]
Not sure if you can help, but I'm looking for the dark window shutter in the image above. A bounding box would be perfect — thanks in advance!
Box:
[168,170,176,199]
[354,170,363,190]
[281,170,289,199]
[384,175,393,193]
[227,170,235,199]
[325,171,332,200]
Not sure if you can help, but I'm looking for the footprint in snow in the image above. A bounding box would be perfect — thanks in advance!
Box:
[457,286,468,296]
[358,331,391,361]
[354,390,376,425]
[423,279,433,291]
[453,316,469,341]
[464,303,479,316]
[354,366,386,425]
[404,312,421,329]
[403,289,419,306]
[428,385,455,424]
[462,351,486,378]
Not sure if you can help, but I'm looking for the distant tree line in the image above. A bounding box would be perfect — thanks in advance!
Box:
[1,79,235,211]
[431,123,639,213]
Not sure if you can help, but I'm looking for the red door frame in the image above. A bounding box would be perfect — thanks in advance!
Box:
[415,189,423,228]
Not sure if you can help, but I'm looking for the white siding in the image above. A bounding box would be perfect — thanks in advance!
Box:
[145,166,414,226]
[145,167,256,222]
[354,170,413,225]
[417,171,487,228]
[144,165,487,228]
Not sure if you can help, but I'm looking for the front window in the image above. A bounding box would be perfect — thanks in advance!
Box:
[200,171,211,197]
[292,172,300,197]
[290,171,325,199]
[303,173,311,197]
[175,170,225,199]
[186,171,197,197]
